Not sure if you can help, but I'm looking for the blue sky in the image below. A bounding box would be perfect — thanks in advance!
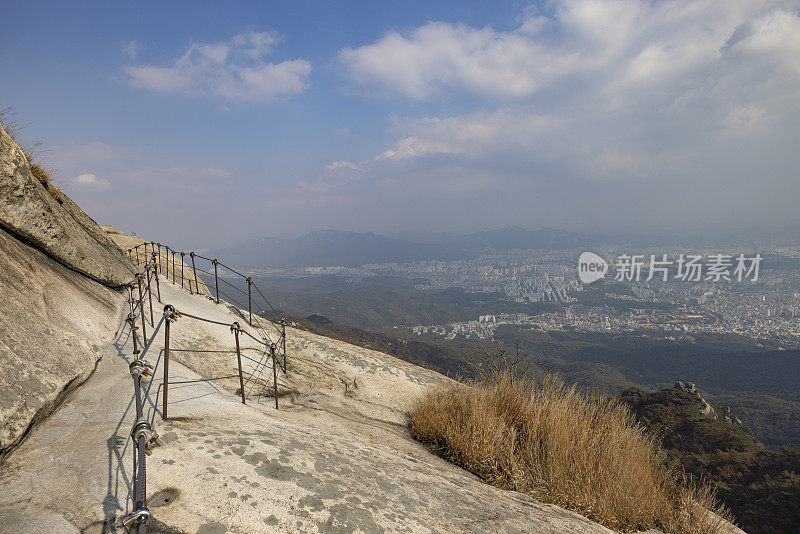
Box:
[2,1,799,249]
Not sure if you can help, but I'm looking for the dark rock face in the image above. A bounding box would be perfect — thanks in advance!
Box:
[0,124,135,288]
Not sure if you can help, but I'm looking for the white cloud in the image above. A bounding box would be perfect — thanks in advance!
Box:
[339,1,789,100]
[721,105,768,137]
[325,161,363,174]
[169,167,231,178]
[122,40,140,60]
[232,31,281,59]
[329,0,800,195]
[340,21,559,98]
[375,110,561,161]
[123,32,311,102]
[52,141,139,162]
[74,173,111,191]
[723,8,800,75]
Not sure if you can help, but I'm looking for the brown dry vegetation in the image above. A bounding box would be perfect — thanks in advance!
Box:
[1,108,63,202]
[408,372,733,534]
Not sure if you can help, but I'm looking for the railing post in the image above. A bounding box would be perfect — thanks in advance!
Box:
[180,252,185,290]
[190,252,200,296]
[172,250,176,283]
[281,318,287,374]
[232,323,246,405]
[271,343,278,410]
[163,306,172,420]
[137,276,147,341]
[213,260,220,304]
[153,253,161,302]
[247,278,253,327]
[157,243,162,274]
[128,314,139,355]
[135,245,140,266]
[146,264,154,326]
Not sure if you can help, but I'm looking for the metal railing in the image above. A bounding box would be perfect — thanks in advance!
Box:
[125,242,288,372]
[117,254,162,533]
[117,248,288,532]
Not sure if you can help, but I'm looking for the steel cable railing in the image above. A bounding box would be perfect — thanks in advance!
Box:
[119,244,290,531]
[118,256,162,533]
[125,242,286,342]
[159,304,283,414]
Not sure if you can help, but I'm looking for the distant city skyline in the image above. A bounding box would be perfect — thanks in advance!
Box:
[2,0,799,249]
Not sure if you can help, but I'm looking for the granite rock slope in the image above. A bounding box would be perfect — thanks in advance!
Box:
[0,124,135,288]
[0,225,121,458]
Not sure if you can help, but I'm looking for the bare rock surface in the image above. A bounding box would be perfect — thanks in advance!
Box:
[0,225,121,457]
[0,275,620,533]
[0,124,135,287]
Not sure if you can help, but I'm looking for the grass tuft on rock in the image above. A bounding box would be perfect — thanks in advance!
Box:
[1,107,61,201]
[408,372,733,534]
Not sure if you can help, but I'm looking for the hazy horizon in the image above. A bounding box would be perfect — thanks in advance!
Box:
[2,0,799,250]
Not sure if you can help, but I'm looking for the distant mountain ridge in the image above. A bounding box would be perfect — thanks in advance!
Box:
[210,230,474,270]
[210,226,609,270]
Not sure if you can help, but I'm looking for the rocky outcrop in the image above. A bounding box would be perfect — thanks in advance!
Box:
[0,124,135,288]
[676,381,718,419]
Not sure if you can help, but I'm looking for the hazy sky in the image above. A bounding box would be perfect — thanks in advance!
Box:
[2,1,799,249]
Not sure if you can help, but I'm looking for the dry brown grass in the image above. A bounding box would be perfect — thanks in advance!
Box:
[409,373,732,533]
[1,107,62,201]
